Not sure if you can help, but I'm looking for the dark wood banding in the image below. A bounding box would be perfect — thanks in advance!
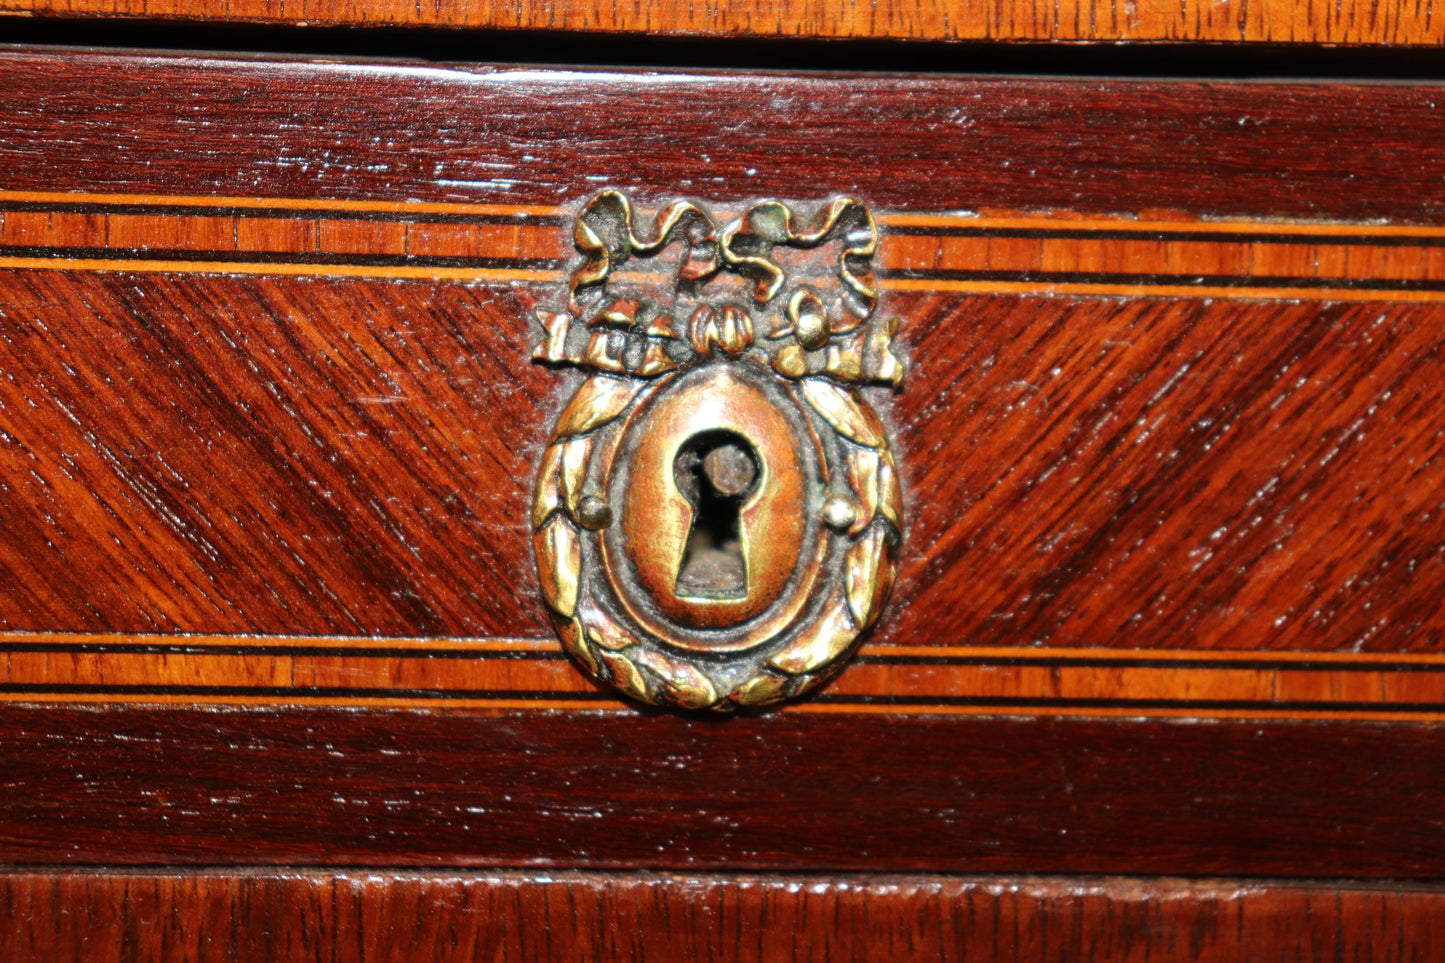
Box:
[6,54,1445,224]
[0,706,1441,875]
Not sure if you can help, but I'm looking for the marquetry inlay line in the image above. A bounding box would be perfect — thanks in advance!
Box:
[0,694,1436,722]
[0,633,559,653]
[888,280,1445,304]
[0,693,1438,723]
[2,632,1443,719]
[0,189,562,218]
[879,212,1445,238]
[3,190,1445,300]
[871,645,1445,666]
[8,632,1445,665]
[7,189,1442,238]
[0,257,560,283]
[791,706,1445,722]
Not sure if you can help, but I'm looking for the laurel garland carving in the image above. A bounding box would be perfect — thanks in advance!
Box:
[532,192,905,710]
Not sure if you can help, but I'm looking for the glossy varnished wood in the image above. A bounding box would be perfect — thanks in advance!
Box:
[11,194,1445,297]
[8,632,1445,719]
[2,871,1442,962]
[3,273,1444,665]
[884,294,1445,654]
[2,0,1441,44]
[0,50,1443,897]
[0,271,548,638]
[0,58,1444,708]
[5,54,1445,224]
[0,707,1441,875]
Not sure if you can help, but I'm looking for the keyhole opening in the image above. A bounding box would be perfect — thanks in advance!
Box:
[672,430,760,600]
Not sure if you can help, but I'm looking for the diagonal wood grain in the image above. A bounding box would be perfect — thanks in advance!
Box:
[0,271,557,636]
[883,293,1445,652]
[4,275,1444,657]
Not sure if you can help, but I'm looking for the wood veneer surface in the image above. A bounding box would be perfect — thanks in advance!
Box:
[3,273,1443,663]
[0,56,1443,680]
[0,707,1440,875]
[2,871,1441,962]
[4,54,1445,224]
[0,50,1443,881]
[2,0,1441,45]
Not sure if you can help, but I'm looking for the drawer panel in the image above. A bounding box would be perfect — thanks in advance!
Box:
[0,50,1442,873]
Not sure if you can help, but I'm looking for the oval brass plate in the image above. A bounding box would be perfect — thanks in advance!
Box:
[531,191,904,710]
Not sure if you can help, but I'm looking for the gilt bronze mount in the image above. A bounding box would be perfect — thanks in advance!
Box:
[531,191,905,709]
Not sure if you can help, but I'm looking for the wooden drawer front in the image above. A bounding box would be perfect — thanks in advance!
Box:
[0,50,1443,875]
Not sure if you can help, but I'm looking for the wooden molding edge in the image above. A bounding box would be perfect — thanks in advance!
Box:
[2,870,1443,962]
[1,0,1442,45]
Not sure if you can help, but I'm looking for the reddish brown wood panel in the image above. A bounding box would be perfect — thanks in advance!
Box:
[0,271,549,638]
[3,270,1443,664]
[884,293,1445,654]
[0,707,1440,875]
[2,871,1442,963]
[1,50,1443,879]
[2,0,1441,44]
[4,53,1445,225]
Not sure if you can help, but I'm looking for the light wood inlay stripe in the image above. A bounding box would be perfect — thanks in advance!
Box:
[888,280,1445,303]
[879,213,1445,239]
[10,633,1445,665]
[0,256,560,283]
[3,633,1444,718]
[4,191,1445,300]
[0,189,560,218]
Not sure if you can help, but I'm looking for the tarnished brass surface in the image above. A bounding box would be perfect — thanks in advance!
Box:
[617,365,808,631]
[531,191,904,709]
[606,363,826,653]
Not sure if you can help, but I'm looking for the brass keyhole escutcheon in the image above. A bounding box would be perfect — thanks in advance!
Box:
[672,430,760,600]
[531,191,905,710]
[612,363,812,639]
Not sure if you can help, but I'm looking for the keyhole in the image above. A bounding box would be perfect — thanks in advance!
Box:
[672,430,760,600]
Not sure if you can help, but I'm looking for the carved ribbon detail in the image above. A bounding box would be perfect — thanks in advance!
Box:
[534,189,904,387]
